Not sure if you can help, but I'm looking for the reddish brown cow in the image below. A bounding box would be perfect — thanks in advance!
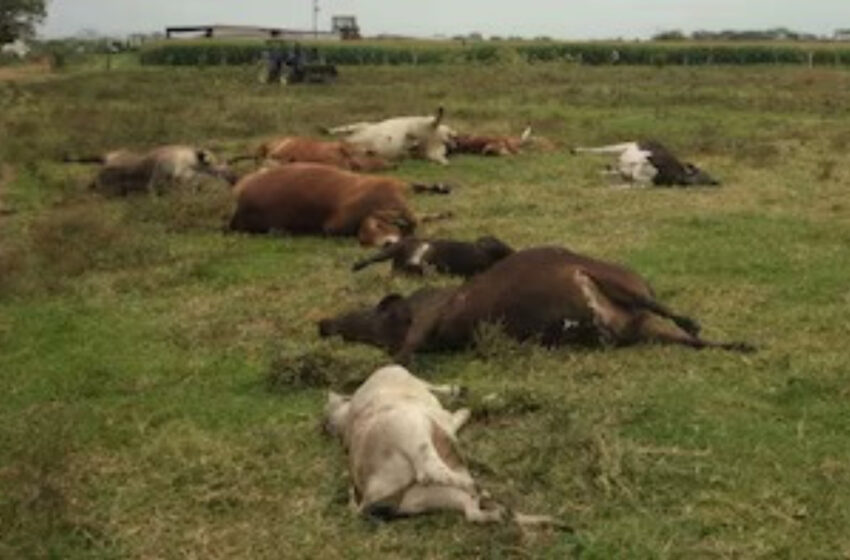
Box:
[254,137,393,172]
[229,163,448,246]
[449,127,532,157]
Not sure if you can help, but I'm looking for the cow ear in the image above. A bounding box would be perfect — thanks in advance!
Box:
[377,294,405,312]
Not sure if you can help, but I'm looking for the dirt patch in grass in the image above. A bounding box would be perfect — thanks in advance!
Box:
[265,347,380,393]
[469,388,548,424]
[0,61,51,82]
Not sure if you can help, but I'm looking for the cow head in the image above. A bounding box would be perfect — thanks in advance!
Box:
[428,107,459,154]
[681,163,720,186]
[318,293,413,354]
[195,149,239,185]
[358,211,417,247]
[475,236,515,261]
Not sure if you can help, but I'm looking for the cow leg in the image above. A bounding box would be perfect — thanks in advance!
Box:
[413,442,475,491]
[390,299,447,365]
[396,485,504,523]
[573,270,638,343]
[322,212,359,236]
[575,270,752,352]
[410,183,452,195]
[356,450,415,517]
[398,418,474,491]
[627,296,701,337]
[424,381,464,399]
[228,205,267,233]
[425,144,450,165]
[637,317,755,353]
[146,167,164,196]
[449,408,471,433]
[419,211,454,224]
[324,122,372,136]
[573,143,634,155]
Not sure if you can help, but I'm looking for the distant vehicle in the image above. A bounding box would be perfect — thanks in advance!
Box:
[259,41,338,85]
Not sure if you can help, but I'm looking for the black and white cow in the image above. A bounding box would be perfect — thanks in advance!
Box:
[352,235,514,278]
[573,140,719,187]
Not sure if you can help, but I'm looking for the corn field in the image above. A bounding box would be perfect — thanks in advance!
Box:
[139,40,850,67]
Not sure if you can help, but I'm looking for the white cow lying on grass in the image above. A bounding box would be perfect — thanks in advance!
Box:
[324,365,562,526]
[324,107,458,165]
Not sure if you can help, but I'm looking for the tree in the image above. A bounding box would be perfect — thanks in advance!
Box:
[0,0,47,45]
[652,30,686,42]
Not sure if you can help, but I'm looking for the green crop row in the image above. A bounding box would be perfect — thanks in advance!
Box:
[139,40,850,67]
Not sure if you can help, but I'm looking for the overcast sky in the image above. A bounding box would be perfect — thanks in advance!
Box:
[41,1,850,40]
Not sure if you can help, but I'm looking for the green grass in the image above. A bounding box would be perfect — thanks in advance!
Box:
[1,62,850,558]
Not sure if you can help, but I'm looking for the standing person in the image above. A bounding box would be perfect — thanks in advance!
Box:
[265,40,285,84]
[286,42,306,83]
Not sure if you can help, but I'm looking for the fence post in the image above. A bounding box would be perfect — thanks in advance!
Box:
[808,51,814,68]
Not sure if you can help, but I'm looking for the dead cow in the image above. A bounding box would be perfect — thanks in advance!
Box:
[228,163,450,246]
[449,127,532,157]
[64,145,237,196]
[572,140,719,187]
[320,246,754,362]
[325,107,458,165]
[237,136,393,172]
[352,235,514,277]
[325,364,560,526]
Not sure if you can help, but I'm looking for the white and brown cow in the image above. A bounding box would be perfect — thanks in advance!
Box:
[324,365,559,526]
[64,145,237,196]
[324,107,458,165]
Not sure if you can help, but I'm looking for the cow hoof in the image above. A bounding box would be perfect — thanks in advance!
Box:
[677,317,701,336]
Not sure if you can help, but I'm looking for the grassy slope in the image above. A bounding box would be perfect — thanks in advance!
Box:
[1,63,849,558]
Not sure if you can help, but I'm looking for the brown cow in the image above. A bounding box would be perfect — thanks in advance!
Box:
[248,136,393,172]
[319,246,755,362]
[228,163,449,246]
[449,127,532,157]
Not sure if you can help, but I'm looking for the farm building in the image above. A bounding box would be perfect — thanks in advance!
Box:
[331,16,361,40]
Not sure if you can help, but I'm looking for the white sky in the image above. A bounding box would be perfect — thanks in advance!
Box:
[41,0,850,39]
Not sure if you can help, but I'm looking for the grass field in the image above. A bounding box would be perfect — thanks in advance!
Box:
[1,61,850,558]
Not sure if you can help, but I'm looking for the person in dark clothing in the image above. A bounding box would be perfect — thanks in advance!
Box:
[265,41,286,84]
[284,42,306,83]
